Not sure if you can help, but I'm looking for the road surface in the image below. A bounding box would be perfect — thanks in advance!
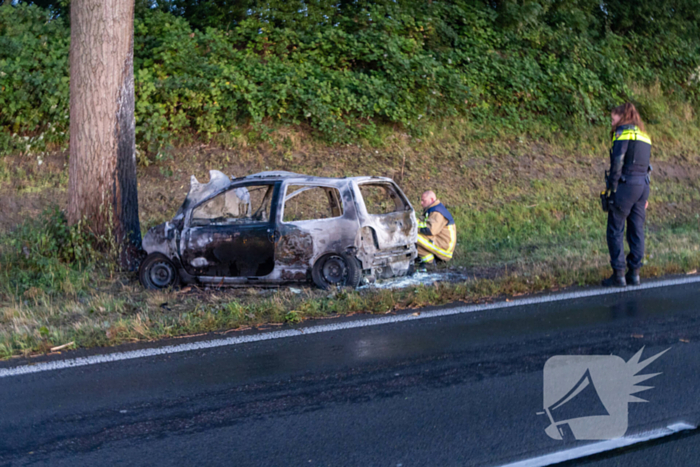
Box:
[1,278,700,466]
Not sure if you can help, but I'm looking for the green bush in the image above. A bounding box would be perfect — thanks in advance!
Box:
[0,207,101,296]
[1,0,699,153]
[0,3,70,153]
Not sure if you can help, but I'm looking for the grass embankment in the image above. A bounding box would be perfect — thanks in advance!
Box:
[1,104,700,359]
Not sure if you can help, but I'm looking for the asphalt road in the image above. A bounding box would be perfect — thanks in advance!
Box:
[2,280,700,466]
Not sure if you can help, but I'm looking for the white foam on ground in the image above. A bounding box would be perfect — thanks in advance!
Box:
[1,275,699,379]
[361,272,467,290]
[499,422,696,467]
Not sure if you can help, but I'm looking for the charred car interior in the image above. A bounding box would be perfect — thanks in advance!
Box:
[139,170,418,290]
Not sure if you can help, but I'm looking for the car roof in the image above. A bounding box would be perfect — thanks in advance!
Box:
[233,171,395,185]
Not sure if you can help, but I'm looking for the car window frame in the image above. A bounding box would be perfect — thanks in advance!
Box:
[186,181,280,229]
[356,180,411,216]
[279,182,346,225]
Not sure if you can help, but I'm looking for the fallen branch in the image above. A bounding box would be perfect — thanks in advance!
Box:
[50,341,75,352]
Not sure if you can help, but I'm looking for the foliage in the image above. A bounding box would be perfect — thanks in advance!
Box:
[0,207,101,296]
[1,0,700,153]
[0,3,70,153]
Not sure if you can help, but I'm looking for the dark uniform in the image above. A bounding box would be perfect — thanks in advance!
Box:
[605,124,651,284]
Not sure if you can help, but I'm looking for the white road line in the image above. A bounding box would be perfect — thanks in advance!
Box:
[499,422,696,467]
[1,275,699,379]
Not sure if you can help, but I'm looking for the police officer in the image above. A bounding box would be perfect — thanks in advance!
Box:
[602,103,651,287]
[416,190,457,264]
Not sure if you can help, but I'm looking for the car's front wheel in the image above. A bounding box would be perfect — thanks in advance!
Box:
[139,253,180,290]
[312,253,362,290]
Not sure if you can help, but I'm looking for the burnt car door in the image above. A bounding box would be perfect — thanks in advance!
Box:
[181,182,280,277]
[275,183,359,274]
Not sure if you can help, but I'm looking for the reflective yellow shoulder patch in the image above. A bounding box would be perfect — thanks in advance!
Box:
[612,129,651,145]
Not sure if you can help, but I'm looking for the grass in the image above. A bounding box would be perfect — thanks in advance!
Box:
[1,256,698,360]
[1,92,700,360]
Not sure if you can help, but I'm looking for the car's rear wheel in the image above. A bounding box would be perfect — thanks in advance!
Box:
[139,253,180,290]
[312,253,362,290]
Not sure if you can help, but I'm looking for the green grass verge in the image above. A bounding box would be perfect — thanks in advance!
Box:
[1,253,698,360]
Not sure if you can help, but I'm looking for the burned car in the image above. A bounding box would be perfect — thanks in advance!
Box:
[139,170,418,289]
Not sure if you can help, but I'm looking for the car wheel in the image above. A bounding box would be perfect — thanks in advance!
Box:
[139,253,180,290]
[312,253,362,290]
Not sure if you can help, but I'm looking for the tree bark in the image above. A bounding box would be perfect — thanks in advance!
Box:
[68,0,141,269]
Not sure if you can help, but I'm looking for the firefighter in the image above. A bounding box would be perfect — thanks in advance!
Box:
[416,190,457,264]
[602,103,651,287]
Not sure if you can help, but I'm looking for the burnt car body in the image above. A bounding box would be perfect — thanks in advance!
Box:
[139,170,417,289]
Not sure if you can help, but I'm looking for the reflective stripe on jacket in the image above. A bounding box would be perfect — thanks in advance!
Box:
[608,124,652,192]
[416,200,456,260]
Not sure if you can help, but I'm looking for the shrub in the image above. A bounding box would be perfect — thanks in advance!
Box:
[0,207,101,296]
[1,0,699,153]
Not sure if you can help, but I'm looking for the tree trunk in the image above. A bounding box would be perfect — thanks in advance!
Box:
[68,0,141,270]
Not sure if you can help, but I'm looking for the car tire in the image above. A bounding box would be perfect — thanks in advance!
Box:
[139,253,180,290]
[312,253,362,290]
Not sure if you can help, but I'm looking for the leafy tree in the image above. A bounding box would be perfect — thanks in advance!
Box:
[2,0,699,153]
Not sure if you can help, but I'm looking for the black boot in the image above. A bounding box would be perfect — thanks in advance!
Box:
[602,269,626,287]
[626,268,641,286]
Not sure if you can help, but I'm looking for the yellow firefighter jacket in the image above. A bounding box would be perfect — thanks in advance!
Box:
[416,200,456,262]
